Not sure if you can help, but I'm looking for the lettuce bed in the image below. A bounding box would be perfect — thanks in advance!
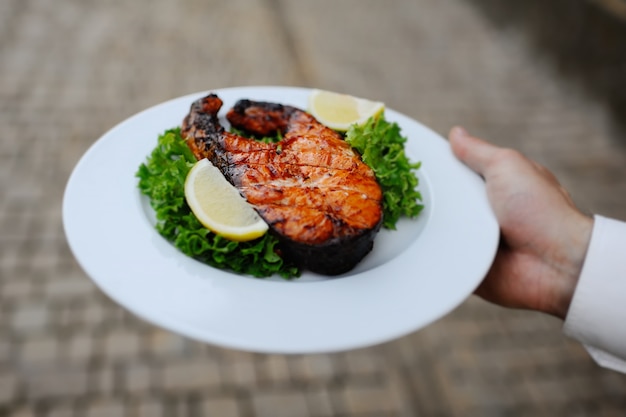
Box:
[136,114,422,278]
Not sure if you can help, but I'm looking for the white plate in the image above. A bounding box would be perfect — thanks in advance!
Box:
[63,86,498,354]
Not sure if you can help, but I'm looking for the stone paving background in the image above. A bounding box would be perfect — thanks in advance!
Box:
[2,0,626,416]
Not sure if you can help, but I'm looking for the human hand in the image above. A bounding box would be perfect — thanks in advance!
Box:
[449,127,593,319]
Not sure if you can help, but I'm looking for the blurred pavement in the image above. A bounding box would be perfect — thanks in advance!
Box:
[1,0,626,416]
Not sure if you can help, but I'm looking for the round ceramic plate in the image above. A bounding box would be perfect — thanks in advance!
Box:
[63,86,498,354]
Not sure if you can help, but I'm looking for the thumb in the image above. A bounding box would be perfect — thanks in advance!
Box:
[449,126,499,176]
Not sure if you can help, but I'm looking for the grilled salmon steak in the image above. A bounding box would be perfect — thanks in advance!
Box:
[181,94,383,275]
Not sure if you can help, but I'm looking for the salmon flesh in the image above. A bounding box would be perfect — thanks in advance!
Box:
[181,93,383,275]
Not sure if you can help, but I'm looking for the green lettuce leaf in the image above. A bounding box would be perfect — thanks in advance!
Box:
[345,115,423,229]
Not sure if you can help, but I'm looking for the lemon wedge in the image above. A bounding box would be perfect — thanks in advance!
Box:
[184,159,269,241]
[308,89,385,132]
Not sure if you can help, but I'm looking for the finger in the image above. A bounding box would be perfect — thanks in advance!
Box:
[448,126,500,176]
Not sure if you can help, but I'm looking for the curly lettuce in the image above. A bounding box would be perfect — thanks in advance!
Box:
[345,115,423,229]
[136,128,300,278]
[137,112,423,278]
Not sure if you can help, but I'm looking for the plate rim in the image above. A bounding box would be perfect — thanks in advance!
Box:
[62,85,499,354]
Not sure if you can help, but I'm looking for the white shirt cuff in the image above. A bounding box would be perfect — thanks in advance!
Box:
[563,215,626,373]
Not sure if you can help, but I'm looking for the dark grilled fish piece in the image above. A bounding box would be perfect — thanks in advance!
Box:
[181,93,383,275]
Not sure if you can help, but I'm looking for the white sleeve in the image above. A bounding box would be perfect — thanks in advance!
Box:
[563,215,626,373]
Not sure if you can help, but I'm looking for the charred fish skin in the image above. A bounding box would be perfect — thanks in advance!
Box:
[181,93,383,275]
[227,99,296,137]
